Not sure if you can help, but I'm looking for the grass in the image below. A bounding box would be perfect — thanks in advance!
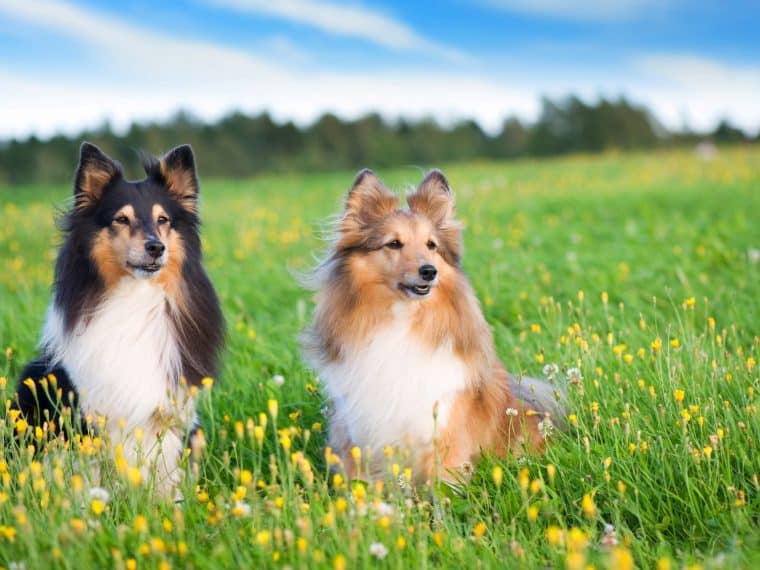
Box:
[1,146,758,569]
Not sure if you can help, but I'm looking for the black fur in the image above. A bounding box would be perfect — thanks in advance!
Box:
[171,258,225,385]
[14,359,84,431]
[14,142,225,428]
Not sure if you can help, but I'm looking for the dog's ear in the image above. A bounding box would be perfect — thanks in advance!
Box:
[159,145,199,213]
[407,169,455,226]
[74,142,122,208]
[344,168,397,225]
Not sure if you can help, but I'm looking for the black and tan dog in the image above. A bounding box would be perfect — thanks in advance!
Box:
[15,142,224,495]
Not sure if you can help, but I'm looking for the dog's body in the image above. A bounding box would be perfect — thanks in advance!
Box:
[304,169,562,482]
[15,142,224,494]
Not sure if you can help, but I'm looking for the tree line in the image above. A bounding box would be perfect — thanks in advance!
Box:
[0,95,755,185]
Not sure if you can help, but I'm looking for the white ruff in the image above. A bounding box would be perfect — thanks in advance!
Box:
[321,303,468,461]
[42,277,193,492]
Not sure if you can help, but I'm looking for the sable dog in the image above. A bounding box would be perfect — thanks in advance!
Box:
[303,169,563,483]
[15,142,224,495]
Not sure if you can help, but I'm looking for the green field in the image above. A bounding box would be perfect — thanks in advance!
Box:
[1,147,758,569]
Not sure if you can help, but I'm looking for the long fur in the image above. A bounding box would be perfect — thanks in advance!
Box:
[303,169,563,483]
[14,142,224,495]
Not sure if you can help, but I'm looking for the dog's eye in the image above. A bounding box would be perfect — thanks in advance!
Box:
[385,239,403,250]
[157,215,169,225]
[427,240,437,250]
[114,215,129,225]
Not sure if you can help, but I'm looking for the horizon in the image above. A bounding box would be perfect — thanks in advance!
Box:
[1,0,759,140]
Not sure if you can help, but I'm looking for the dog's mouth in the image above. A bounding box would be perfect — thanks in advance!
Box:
[399,282,434,298]
[128,262,163,275]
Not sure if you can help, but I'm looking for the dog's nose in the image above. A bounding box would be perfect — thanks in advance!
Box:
[145,239,165,258]
[419,264,437,282]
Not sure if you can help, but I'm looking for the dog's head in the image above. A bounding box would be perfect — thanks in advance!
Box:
[72,142,199,282]
[336,169,462,301]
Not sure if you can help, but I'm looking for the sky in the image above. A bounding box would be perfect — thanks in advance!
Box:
[0,0,758,139]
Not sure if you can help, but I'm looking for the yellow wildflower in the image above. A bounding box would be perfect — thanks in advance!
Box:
[546,525,563,546]
[256,530,271,547]
[134,515,148,533]
[581,494,596,518]
[91,499,105,516]
[127,467,143,486]
[492,465,503,487]
[608,546,634,570]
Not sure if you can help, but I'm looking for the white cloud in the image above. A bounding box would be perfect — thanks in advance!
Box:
[632,54,760,131]
[0,64,538,139]
[207,0,469,62]
[482,0,662,22]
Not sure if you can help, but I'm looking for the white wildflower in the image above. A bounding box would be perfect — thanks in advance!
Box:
[272,374,285,386]
[567,367,584,384]
[505,407,519,417]
[232,501,252,517]
[538,417,554,439]
[369,542,389,560]
[87,487,110,504]
[542,363,559,379]
[601,523,618,547]
[375,502,394,517]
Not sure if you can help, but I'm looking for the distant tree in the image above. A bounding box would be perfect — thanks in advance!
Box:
[712,120,747,143]
[526,96,659,156]
[494,117,527,158]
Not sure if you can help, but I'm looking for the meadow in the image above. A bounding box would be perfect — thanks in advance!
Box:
[0,146,758,569]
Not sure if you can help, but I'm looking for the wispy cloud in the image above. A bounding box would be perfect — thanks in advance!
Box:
[0,0,282,79]
[482,0,662,22]
[206,0,469,62]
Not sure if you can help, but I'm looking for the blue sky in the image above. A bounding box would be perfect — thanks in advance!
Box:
[1,0,758,139]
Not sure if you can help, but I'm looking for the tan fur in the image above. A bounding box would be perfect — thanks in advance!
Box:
[77,161,120,209]
[91,227,129,288]
[92,205,143,287]
[160,162,198,214]
[156,230,186,298]
[153,204,186,301]
[307,170,556,485]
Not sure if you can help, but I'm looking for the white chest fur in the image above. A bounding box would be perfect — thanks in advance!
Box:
[322,306,468,455]
[42,278,184,433]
